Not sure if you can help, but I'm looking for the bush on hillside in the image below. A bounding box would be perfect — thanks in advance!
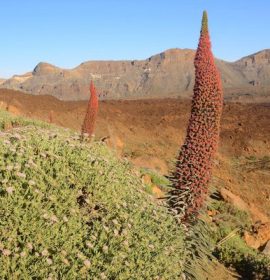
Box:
[210,199,270,279]
[0,112,184,279]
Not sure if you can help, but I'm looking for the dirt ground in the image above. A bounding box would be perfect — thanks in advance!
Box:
[0,89,269,218]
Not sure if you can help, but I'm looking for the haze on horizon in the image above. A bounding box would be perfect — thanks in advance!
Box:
[1,0,269,78]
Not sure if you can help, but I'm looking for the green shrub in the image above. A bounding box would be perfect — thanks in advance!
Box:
[0,112,184,279]
[140,168,170,192]
[209,199,270,279]
[214,235,270,279]
[210,199,252,233]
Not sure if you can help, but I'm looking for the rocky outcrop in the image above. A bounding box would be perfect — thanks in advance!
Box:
[263,240,270,256]
[1,48,270,101]
[244,223,270,250]
[234,49,270,87]
[219,187,270,251]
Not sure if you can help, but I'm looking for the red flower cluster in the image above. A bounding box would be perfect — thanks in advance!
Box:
[81,81,99,138]
[168,11,223,222]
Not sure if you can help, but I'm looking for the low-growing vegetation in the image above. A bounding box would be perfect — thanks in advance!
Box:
[209,197,270,279]
[140,167,170,192]
[0,111,184,279]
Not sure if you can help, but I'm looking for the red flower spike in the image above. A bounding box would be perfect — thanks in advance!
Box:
[81,81,99,138]
[168,11,223,223]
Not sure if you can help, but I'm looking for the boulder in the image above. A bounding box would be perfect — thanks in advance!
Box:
[7,105,21,115]
[152,185,165,198]
[141,174,152,186]
[262,240,270,256]
[244,222,270,250]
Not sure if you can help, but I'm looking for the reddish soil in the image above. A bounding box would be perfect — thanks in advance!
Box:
[0,89,269,218]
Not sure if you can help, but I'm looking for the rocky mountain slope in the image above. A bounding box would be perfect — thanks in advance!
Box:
[234,49,270,86]
[1,48,270,101]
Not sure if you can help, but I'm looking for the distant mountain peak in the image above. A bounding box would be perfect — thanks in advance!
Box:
[33,62,61,76]
[148,48,195,62]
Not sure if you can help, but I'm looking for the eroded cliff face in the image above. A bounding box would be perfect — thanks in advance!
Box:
[234,49,270,87]
[1,48,270,101]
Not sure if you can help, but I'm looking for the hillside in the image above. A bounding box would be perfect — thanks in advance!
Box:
[1,49,270,102]
[0,89,269,219]
[0,93,270,278]
[0,110,187,279]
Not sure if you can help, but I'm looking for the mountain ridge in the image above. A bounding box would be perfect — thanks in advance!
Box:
[1,48,270,102]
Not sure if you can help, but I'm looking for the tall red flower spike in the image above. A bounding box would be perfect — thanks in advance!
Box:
[81,81,99,138]
[168,11,223,222]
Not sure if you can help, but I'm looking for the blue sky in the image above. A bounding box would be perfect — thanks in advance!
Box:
[0,0,269,78]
